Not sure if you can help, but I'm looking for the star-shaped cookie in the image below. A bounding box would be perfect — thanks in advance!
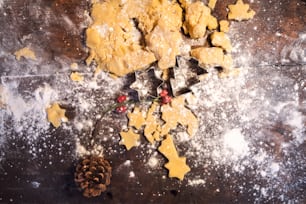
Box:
[165,157,190,180]
[228,0,256,21]
[120,128,140,150]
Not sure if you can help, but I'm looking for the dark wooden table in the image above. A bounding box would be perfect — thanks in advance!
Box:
[0,0,305,203]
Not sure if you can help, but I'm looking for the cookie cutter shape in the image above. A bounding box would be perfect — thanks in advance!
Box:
[130,68,163,101]
[170,56,207,97]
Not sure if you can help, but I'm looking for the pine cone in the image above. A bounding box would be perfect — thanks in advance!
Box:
[74,155,112,197]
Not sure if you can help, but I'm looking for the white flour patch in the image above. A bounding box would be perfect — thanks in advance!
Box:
[223,128,249,160]
[183,62,305,203]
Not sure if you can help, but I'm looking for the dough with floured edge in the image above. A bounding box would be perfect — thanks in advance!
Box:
[161,96,198,137]
[183,1,218,39]
[46,103,68,128]
[143,102,162,144]
[14,47,36,61]
[86,0,156,77]
[70,72,84,82]
[190,47,235,74]
[86,0,185,76]
[210,31,232,52]
[219,20,230,33]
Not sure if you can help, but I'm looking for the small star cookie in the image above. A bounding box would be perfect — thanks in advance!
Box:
[165,157,190,180]
[120,128,140,150]
[228,0,256,21]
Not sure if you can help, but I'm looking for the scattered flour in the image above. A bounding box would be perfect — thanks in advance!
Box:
[129,171,135,178]
[75,138,104,157]
[222,128,249,160]
[187,178,206,186]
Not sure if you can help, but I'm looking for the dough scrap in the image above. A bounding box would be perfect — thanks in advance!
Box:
[208,0,217,10]
[191,47,235,73]
[46,103,68,128]
[158,134,179,159]
[228,0,256,21]
[120,128,141,150]
[70,72,84,82]
[219,20,230,33]
[70,63,78,70]
[158,134,190,180]
[210,31,232,52]
[161,96,198,137]
[14,47,36,61]
[183,1,218,39]
[191,47,224,68]
[143,102,162,143]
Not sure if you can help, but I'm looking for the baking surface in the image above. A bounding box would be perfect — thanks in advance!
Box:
[0,0,305,203]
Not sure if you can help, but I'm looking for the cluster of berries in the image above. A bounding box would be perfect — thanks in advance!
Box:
[115,95,128,113]
[159,89,171,105]
[115,89,171,114]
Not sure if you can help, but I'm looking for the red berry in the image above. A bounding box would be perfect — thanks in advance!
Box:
[159,89,168,97]
[116,105,127,113]
[161,95,171,104]
[117,95,127,103]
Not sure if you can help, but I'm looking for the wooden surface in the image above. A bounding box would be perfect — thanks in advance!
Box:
[0,0,305,203]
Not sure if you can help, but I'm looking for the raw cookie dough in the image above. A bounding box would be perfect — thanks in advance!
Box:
[158,134,190,180]
[86,0,184,77]
[191,47,224,68]
[160,95,198,137]
[70,72,84,82]
[70,63,78,70]
[183,1,218,39]
[210,31,232,52]
[219,20,230,33]
[120,128,141,150]
[139,0,183,70]
[46,103,68,128]
[14,47,36,61]
[145,23,182,70]
[86,0,156,77]
[143,102,162,144]
[190,47,234,73]
[208,0,217,10]
[228,0,256,21]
